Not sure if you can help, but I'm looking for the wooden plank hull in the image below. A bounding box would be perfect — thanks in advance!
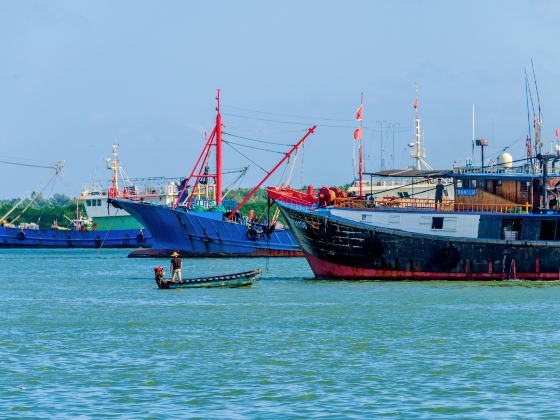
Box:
[277,202,560,281]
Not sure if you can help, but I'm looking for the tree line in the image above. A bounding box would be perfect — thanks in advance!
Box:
[0,193,85,228]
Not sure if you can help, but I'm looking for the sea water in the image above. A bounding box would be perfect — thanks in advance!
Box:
[2,249,560,418]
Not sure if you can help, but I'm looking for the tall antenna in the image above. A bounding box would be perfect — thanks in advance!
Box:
[409,85,433,170]
[472,104,475,165]
[109,144,119,197]
[524,71,534,171]
[531,59,543,162]
[414,85,421,170]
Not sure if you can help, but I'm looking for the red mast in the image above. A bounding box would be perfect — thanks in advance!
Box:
[173,89,223,210]
[216,89,223,205]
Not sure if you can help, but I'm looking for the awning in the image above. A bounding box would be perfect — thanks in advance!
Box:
[364,169,453,178]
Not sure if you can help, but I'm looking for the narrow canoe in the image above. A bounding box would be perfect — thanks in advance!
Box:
[154,268,261,289]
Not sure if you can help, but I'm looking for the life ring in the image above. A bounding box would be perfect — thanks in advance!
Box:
[16,231,26,240]
[434,245,460,269]
[136,232,145,243]
[246,228,260,241]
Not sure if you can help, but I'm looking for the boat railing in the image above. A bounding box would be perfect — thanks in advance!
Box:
[267,187,316,208]
[332,197,530,214]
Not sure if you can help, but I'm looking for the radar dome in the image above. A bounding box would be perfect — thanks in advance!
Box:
[498,152,513,168]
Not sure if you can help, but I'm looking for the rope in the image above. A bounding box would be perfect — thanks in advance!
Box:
[223,141,269,174]
[223,131,294,146]
[0,160,59,169]
[222,140,285,155]
[222,167,249,199]
[97,206,117,254]
[37,175,58,225]
[224,112,413,131]
[223,104,415,129]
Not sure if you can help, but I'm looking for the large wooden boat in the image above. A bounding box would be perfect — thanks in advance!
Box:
[154,267,261,289]
[268,155,560,280]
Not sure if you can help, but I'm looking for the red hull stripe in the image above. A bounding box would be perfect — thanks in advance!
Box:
[303,251,560,281]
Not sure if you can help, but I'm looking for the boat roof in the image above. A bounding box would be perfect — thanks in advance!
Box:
[451,166,560,180]
[365,169,453,178]
[368,167,560,180]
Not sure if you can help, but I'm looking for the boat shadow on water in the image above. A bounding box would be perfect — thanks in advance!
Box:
[303,278,560,288]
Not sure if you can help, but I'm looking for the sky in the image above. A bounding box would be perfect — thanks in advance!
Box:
[1,0,560,198]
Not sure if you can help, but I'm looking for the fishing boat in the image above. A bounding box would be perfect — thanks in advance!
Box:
[270,151,560,281]
[0,161,146,248]
[268,83,560,280]
[110,90,313,258]
[80,144,179,234]
[0,147,177,248]
[154,267,261,288]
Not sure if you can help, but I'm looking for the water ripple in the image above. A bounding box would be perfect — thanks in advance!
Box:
[2,249,560,417]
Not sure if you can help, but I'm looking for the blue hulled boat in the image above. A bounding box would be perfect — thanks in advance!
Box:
[0,223,150,248]
[110,198,300,257]
[111,90,314,258]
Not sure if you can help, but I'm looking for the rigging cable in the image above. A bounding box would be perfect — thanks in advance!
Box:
[223,141,270,174]
[223,111,412,132]
[222,140,286,155]
[222,131,294,146]
[0,159,60,169]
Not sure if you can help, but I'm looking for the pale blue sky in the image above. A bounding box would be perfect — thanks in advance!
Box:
[1,0,560,198]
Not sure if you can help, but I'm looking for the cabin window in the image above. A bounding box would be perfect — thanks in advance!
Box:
[502,219,522,240]
[97,200,102,206]
[92,200,97,206]
[457,179,476,188]
[86,200,91,206]
[520,182,529,193]
[540,220,556,241]
[496,180,502,186]
[431,217,444,230]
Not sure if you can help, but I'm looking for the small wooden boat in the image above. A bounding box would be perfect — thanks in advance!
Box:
[154,267,261,289]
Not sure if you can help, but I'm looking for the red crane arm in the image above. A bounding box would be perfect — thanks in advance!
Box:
[227,125,316,219]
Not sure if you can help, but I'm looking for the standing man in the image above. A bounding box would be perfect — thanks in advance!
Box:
[435,178,445,210]
[170,251,183,282]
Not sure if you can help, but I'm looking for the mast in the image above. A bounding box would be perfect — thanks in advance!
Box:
[359,92,364,196]
[110,144,119,197]
[172,89,224,210]
[216,89,223,205]
[472,104,475,165]
[414,87,422,170]
[409,86,432,171]
[531,60,543,171]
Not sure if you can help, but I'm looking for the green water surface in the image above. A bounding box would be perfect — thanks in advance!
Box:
[1,250,560,418]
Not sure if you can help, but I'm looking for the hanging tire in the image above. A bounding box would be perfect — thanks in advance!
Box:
[434,245,460,269]
[16,231,25,241]
[246,228,260,241]
[136,232,145,243]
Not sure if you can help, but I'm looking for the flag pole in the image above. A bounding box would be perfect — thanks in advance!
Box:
[359,92,364,197]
